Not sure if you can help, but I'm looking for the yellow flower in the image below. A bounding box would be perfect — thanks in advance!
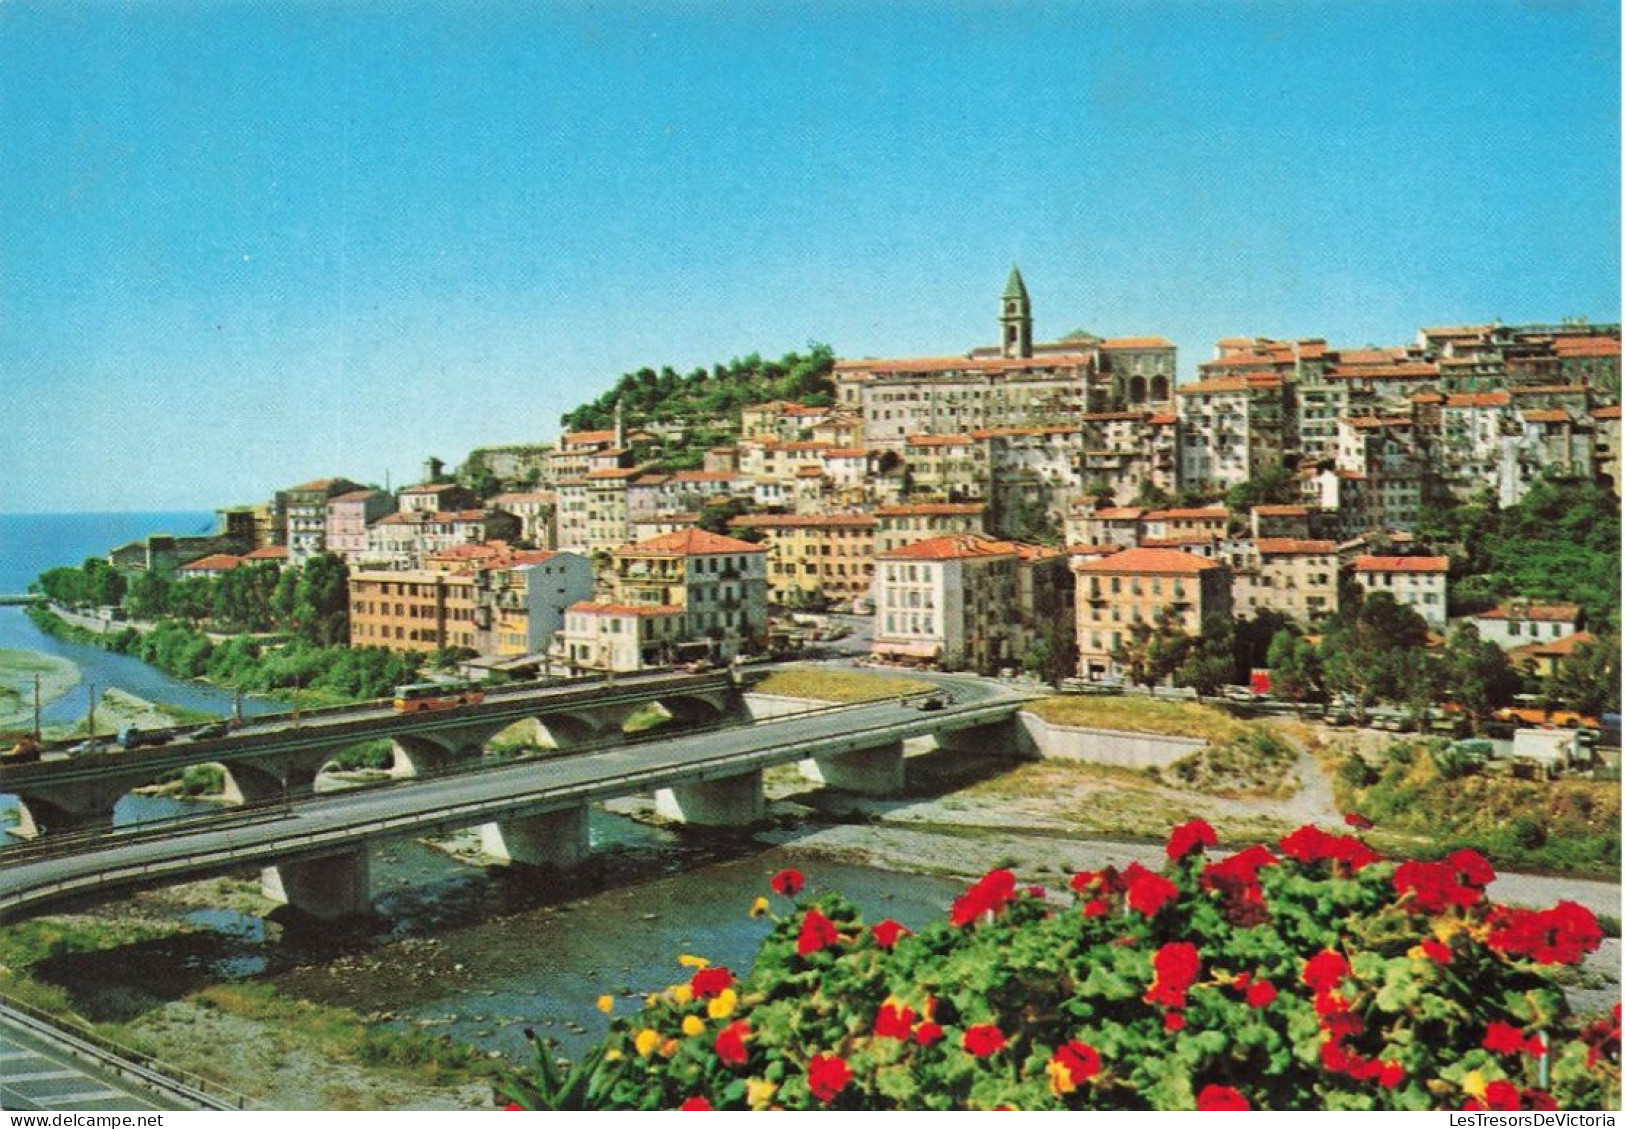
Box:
[1047,1058,1076,1097]
[678,953,711,969]
[669,984,693,1005]
[660,1037,680,1058]
[596,994,614,1016]
[707,988,738,1020]
[682,1014,706,1037]
[749,896,771,918]
[634,1028,661,1058]
[746,1080,778,1109]
[1461,1070,1488,1099]
[605,1049,623,1063]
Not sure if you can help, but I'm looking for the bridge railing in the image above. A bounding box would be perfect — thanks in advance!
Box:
[0,995,247,1109]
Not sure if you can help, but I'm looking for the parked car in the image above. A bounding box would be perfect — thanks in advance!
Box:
[191,721,230,740]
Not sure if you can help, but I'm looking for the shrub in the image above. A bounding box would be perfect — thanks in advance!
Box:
[497,825,1621,1111]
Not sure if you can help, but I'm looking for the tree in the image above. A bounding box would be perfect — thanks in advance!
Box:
[1174,614,1235,695]
[1544,634,1622,717]
[1318,592,1430,719]
[1437,623,1520,731]
[1265,629,1320,707]
[1113,608,1190,689]
[293,554,351,646]
[1022,612,1080,688]
[1223,462,1297,512]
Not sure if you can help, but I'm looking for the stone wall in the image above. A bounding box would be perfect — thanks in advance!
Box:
[1016,711,1205,770]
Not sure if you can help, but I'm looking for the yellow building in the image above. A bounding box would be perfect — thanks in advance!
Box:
[1073,547,1232,681]
[728,513,878,610]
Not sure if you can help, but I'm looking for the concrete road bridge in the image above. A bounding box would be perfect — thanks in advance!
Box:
[0,680,1037,921]
[0,670,739,835]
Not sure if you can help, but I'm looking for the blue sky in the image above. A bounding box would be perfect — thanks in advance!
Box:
[1,1,1618,513]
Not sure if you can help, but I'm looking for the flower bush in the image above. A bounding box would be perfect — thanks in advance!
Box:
[496,821,1620,1111]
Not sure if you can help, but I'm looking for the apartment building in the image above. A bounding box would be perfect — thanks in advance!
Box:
[1232,538,1339,624]
[1073,547,1232,681]
[1351,555,1450,629]
[729,513,878,610]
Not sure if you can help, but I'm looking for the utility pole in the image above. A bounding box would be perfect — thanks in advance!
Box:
[86,681,96,751]
[32,675,41,742]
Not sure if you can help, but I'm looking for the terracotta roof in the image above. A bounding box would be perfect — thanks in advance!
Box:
[1145,507,1229,521]
[1148,413,1178,426]
[1552,337,1621,357]
[561,430,618,446]
[179,553,244,572]
[970,425,1081,439]
[567,601,686,617]
[876,503,987,517]
[877,534,1034,562]
[489,492,555,505]
[331,489,384,503]
[1411,392,1445,405]
[1421,325,1496,338]
[905,433,976,447]
[586,468,640,480]
[1521,409,1571,424]
[1507,630,1598,661]
[1353,555,1449,573]
[1077,411,1145,423]
[672,471,735,482]
[1073,547,1224,575]
[623,528,766,556]
[1256,538,1336,556]
[1091,507,1145,521]
[822,448,868,458]
[1474,602,1581,623]
[1331,348,1412,365]
[1444,391,1511,408]
[1100,336,1174,349]
[796,465,826,477]
[1141,535,1218,548]
[242,545,289,560]
[1252,505,1308,517]
[1594,405,1621,420]
[1327,363,1439,380]
[833,353,1094,375]
[402,482,461,494]
[1176,374,1282,395]
[1344,416,1412,430]
[1509,384,1587,396]
[1065,544,1125,557]
[285,477,353,494]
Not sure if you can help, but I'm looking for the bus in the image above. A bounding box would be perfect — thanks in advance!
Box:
[393,681,485,713]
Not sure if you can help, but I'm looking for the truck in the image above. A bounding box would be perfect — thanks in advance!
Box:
[1,734,40,763]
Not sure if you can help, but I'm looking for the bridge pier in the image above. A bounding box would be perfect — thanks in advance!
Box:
[479,805,590,869]
[261,850,372,919]
[799,740,906,795]
[7,796,115,840]
[655,770,765,827]
[934,718,1032,760]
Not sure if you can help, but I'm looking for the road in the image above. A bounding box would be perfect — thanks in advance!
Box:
[0,676,1033,918]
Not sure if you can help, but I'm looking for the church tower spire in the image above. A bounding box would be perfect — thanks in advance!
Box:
[1000,264,1033,359]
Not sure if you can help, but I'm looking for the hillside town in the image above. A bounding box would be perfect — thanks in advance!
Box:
[79,271,1620,698]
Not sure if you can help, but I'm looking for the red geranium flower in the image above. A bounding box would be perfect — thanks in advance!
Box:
[1344,811,1375,830]
[1167,818,1218,861]
[797,908,841,957]
[690,966,734,999]
[1279,825,1379,871]
[1051,1040,1102,1085]
[1245,979,1277,1008]
[871,919,910,949]
[962,1024,1007,1057]
[1302,949,1349,993]
[874,1001,916,1040]
[678,1097,713,1110]
[1082,898,1109,917]
[1447,847,1495,887]
[914,1021,945,1047]
[1195,1084,1250,1110]
[1145,941,1201,1009]
[770,868,805,897]
[1524,1090,1559,1111]
[1487,901,1603,965]
[1164,1011,1185,1032]
[1420,938,1452,964]
[1484,1021,1529,1056]
[713,1021,750,1067]
[1124,863,1179,916]
[806,1054,851,1104]
[1378,1061,1406,1090]
[950,869,1018,927]
[1483,1080,1522,1111]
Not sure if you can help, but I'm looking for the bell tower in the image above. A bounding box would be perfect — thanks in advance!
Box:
[1000,265,1032,359]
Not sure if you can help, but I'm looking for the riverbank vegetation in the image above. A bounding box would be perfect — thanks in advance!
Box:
[27,606,429,705]
[1334,737,1620,879]
[1023,695,1244,743]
